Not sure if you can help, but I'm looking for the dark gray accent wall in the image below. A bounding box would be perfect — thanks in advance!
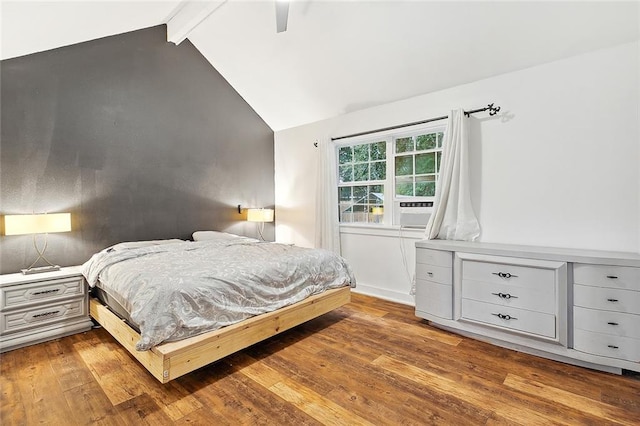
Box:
[0,25,275,274]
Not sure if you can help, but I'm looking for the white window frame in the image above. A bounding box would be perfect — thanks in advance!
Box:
[336,137,392,225]
[335,122,446,227]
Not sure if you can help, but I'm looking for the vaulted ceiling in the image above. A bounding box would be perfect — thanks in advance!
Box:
[2,1,638,131]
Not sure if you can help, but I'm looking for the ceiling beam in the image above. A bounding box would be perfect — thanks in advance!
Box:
[166,0,228,45]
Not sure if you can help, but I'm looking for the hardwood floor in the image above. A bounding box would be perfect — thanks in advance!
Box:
[1,292,639,425]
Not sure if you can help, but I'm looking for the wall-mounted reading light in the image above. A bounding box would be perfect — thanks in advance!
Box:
[4,213,72,274]
[237,206,274,241]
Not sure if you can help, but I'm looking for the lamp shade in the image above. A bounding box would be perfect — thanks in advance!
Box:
[247,208,274,223]
[4,213,72,236]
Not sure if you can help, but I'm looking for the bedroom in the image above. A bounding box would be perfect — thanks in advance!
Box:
[1,0,639,424]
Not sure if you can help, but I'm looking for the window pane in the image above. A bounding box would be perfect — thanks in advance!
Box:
[370,161,386,180]
[369,184,384,201]
[437,132,444,148]
[395,137,414,153]
[339,187,351,201]
[339,165,353,183]
[353,163,369,181]
[370,141,386,160]
[416,133,437,150]
[416,152,435,174]
[416,175,436,196]
[353,185,367,201]
[437,151,442,172]
[339,146,353,164]
[395,155,413,176]
[367,188,382,204]
[354,144,369,162]
[396,177,414,197]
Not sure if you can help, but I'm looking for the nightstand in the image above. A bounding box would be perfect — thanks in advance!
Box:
[0,266,93,352]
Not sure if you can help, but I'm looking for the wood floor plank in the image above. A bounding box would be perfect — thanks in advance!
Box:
[316,346,492,424]
[45,335,95,392]
[322,312,509,384]
[373,354,585,426]
[503,373,640,425]
[219,369,324,425]
[349,310,464,346]
[63,380,124,425]
[231,352,376,425]
[0,351,26,426]
[74,333,146,406]
[268,380,375,426]
[114,393,175,425]
[11,343,78,425]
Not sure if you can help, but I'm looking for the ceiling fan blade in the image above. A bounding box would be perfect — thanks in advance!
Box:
[275,0,289,33]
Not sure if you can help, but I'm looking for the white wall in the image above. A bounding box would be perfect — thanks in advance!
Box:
[274,41,640,305]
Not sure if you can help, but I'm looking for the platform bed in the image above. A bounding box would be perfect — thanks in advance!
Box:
[89,286,351,383]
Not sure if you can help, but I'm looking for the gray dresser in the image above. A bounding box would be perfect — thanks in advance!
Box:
[415,240,640,374]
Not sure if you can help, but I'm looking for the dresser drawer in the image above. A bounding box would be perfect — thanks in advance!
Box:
[574,264,640,291]
[461,260,556,292]
[416,248,452,268]
[0,298,87,335]
[1,276,85,310]
[416,264,452,285]
[574,306,640,339]
[415,279,452,319]
[462,280,556,314]
[574,329,640,363]
[574,284,640,315]
[461,299,556,339]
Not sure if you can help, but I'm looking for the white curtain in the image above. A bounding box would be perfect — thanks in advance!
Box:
[424,108,480,241]
[315,137,341,253]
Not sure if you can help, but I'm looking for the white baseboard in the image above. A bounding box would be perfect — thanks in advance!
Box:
[352,283,415,307]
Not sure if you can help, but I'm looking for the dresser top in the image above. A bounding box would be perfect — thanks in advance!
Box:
[415,240,640,267]
[0,266,84,286]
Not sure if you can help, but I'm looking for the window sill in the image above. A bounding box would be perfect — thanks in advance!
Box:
[339,223,426,239]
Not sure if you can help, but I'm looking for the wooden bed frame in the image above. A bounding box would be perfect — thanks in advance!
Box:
[89,286,351,383]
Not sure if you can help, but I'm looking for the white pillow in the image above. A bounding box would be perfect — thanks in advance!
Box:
[192,231,242,241]
[107,239,184,251]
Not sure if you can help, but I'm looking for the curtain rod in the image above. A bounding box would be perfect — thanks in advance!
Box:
[329,103,501,142]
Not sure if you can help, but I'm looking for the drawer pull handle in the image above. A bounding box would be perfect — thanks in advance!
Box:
[492,313,517,321]
[492,272,518,279]
[607,345,619,349]
[606,298,619,303]
[32,310,60,319]
[32,289,60,296]
[607,322,619,326]
[606,275,618,279]
[427,272,434,277]
[491,292,518,300]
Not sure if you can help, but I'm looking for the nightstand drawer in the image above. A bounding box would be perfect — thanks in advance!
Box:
[574,329,640,363]
[1,276,85,310]
[1,298,87,335]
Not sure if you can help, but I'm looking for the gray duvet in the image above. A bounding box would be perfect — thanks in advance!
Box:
[82,238,355,351]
